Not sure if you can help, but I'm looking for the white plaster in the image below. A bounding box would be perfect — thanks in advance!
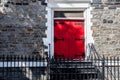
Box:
[48,3,90,8]
[85,7,94,59]
[44,2,94,59]
[43,7,54,58]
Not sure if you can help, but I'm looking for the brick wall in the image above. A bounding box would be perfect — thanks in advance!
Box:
[0,0,47,56]
[92,6,120,57]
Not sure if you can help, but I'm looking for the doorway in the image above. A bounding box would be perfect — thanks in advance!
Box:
[54,19,85,59]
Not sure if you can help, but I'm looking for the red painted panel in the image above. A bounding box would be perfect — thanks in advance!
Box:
[54,20,85,60]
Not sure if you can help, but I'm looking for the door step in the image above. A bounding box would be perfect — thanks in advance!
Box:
[50,60,101,80]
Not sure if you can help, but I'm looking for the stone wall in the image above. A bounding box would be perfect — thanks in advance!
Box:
[0,0,47,56]
[92,6,120,57]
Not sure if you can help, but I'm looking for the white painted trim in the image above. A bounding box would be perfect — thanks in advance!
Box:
[45,2,94,59]
[84,7,94,59]
[53,8,85,11]
[93,61,120,67]
[47,0,91,3]
[43,7,53,59]
[48,3,90,8]
[54,18,85,20]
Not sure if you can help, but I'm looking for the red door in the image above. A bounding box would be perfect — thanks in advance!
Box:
[54,19,85,60]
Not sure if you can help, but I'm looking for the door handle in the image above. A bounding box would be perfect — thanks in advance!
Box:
[55,38,64,40]
[54,37,64,42]
[74,38,84,40]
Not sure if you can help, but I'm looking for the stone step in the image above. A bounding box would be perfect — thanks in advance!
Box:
[50,60,93,68]
[50,73,98,80]
[50,60,100,80]
[50,65,95,68]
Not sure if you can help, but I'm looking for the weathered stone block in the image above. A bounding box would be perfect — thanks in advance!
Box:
[0,0,47,56]
[92,7,120,57]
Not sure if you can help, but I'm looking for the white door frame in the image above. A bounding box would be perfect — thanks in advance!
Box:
[44,2,94,59]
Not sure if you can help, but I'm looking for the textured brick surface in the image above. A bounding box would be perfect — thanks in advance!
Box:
[0,0,47,56]
[0,0,47,79]
[92,7,120,57]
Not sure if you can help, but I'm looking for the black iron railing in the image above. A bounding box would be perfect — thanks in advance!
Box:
[102,57,120,80]
[49,57,120,80]
[49,58,102,80]
[0,55,48,80]
[88,43,102,60]
[0,50,119,80]
[87,43,120,80]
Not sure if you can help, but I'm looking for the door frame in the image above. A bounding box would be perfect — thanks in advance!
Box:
[45,2,94,59]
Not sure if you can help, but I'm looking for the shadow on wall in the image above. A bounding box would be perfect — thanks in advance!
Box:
[0,0,47,80]
[0,0,47,56]
[0,67,47,80]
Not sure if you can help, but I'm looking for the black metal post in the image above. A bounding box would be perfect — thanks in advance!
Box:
[49,43,51,59]
[102,56,105,80]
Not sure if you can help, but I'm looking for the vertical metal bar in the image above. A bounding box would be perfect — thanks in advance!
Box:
[75,60,77,80]
[21,55,22,80]
[97,57,100,79]
[10,55,12,79]
[30,55,32,80]
[25,55,27,80]
[56,59,57,80]
[50,58,52,80]
[33,55,37,80]
[13,55,15,80]
[42,56,44,80]
[36,55,37,80]
[3,55,4,80]
[117,57,119,80]
[107,57,108,80]
[37,56,39,80]
[110,57,112,80]
[97,59,99,80]
[72,63,76,80]
[21,55,23,80]
[49,44,51,59]
[90,60,92,80]
[47,54,49,80]
[33,55,36,80]
[18,55,20,80]
[54,58,56,80]
[59,59,60,80]
[7,55,8,80]
[102,56,105,80]
[70,60,71,80]
[18,55,19,79]
[28,55,30,80]
[4,55,5,79]
[30,55,34,80]
[114,57,116,80]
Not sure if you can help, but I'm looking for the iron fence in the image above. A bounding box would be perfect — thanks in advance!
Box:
[0,55,48,80]
[49,57,120,80]
[88,43,120,80]
[0,55,120,80]
[101,57,120,80]
[49,58,103,80]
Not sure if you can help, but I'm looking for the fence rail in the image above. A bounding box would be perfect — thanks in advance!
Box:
[0,55,120,80]
[0,55,48,67]
[0,55,48,80]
